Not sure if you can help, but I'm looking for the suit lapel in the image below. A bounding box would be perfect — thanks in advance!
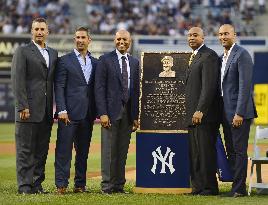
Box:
[223,44,238,79]
[128,55,135,90]
[47,47,55,78]
[111,50,123,86]
[30,43,47,68]
[186,49,203,82]
[88,56,96,84]
[70,51,87,84]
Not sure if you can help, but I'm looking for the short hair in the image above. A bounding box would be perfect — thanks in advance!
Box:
[161,56,173,64]
[221,24,236,33]
[32,17,47,25]
[75,26,91,37]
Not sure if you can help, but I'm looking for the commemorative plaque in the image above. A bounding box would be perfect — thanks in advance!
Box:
[135,52,192,194]
[139,52,191,131]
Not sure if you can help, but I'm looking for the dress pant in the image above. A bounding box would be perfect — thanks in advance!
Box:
[188,123,219,193]
[55,118,93,188]
[101,104,132,191]
[222,110,251,194]
[15,115,52,192]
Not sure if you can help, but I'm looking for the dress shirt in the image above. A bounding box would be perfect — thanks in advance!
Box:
[116,49,130,89]
[74,49,92,84]
[221,43,235,96]
[192,43,204,55]
[32,40,49,68]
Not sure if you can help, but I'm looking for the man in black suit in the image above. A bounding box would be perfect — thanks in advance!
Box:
[11,18,58,194]
[185,27,220,196]
[54,27,98,194]
[218,24,257,197]
[95,29,139,194]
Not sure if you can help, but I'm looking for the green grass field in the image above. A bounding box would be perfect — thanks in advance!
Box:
[0,123,268,205]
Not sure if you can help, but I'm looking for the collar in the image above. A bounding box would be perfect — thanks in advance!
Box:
[32,40,47,50]
[193,44,204,55]
[224,43,235,57]
[116,49,128,61]
[74,49,91,57]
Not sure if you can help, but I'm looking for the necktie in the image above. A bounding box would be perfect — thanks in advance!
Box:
[188,53,195,66]
[121,56,129,103]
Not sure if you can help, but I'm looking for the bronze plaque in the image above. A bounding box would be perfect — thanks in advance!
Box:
[139,52,191,131]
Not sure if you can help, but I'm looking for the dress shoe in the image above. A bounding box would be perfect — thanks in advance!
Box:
[18,189,34,194]
[32,186,49,194]
[101,189,113,194]
[222,192,247,198]
[18,186,33,194]
[73,187,88,193]
[198,190,219,196]
[113,188,128,194]
[190,190,201,195]
[56,187,67,195]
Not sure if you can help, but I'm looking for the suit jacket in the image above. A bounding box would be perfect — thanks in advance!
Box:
[185,45,221,127]
[221,44,257,122]
[95,50,140,123]
[11,42,58,123]
[54,51,98,121]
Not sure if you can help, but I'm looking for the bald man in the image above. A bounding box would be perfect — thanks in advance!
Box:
[95,29,139,194]
[218,24,257,197]
[185,27,221,195]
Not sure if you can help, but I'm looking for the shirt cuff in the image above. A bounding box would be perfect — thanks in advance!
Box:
[58,110,67,115]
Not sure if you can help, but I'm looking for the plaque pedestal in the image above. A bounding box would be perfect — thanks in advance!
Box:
[134,131,191,194]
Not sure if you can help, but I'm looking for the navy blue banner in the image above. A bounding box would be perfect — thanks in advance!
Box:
[136,132,190,188]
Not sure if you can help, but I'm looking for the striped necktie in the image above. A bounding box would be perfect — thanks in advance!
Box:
[188,53,195,66]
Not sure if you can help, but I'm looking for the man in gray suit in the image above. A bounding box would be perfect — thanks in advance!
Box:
[218,24,257,197]
[11,18,58,194]
[95,29,139,194]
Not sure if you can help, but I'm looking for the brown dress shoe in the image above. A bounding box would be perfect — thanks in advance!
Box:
[56,187,66,195]
[73,187,87,193]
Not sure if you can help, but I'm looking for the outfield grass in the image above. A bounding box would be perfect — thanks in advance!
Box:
[1,123,268,204]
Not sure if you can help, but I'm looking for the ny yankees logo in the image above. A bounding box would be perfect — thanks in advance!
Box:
[151,146,175,174]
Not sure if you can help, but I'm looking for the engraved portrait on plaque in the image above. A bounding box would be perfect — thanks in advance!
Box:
[139,52,192,131]
[159,56,176,78]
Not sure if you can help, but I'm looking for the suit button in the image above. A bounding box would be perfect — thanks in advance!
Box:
[45,92,47,96]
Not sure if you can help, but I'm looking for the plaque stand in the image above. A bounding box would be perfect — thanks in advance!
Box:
[134,130,191,194]
[134,52,192,194]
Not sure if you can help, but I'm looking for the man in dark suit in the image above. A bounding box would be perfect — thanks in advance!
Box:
[95,29,139,194]
[11,18,58,194]
[185,27,220,196]
[54,27,98,194]
[218,24,257,197]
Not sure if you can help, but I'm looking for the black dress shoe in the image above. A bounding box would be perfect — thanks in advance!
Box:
[101,189,113,194]
[198,190,219,196]
[222,192,247,197]
[18,189,34,194]
[190,190,201,195]
[113,188,129,194]
[32,186,49,194]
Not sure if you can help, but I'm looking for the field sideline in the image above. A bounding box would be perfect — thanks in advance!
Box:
[1,123,268,205]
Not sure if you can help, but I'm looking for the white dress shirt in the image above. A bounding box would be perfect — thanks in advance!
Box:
[32,40,49,68]
[221,43,235,96]
[192,43,204,55]
[116,49,130,89]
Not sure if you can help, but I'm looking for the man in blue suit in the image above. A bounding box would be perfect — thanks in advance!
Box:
[218,24,257,197]
[95,29,139,194]
[54,27,98,194]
